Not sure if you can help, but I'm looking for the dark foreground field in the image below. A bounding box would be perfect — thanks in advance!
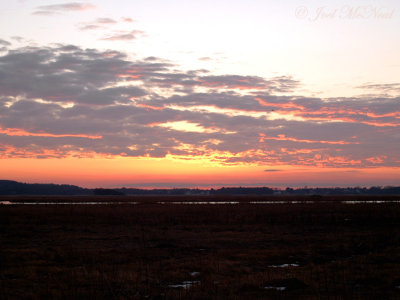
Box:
[1,195,400,299]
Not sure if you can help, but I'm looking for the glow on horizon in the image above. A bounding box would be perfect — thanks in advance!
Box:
[1,155,399,189]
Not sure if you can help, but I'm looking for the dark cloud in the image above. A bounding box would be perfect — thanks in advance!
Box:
[76,86,146,105]
[0,44,399,167]
[0,45,152,103]
[197,75,268,89]
[267,76,301,93]
[135,73,299,93]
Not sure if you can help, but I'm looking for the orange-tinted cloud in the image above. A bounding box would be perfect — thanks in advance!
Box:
[365,156,387,164]
[136,103,165,110]
[0,127,102,139]
[259,133,358,145]
[252,97,400,127]
[0,44,399,172]
[255,97,304,110]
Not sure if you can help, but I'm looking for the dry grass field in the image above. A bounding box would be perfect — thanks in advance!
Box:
[1,195,400,299]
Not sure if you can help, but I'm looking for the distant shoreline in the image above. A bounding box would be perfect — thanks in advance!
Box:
[1,180,400,196]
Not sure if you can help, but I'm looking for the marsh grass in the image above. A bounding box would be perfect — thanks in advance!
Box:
[1,195,400,299]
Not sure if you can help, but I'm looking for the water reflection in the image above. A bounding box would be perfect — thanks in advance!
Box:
[342,200,400,204]
[0,201,138,205]
[269,263,300,268]
[157,201,240,205]
[264,286,286,291]
[168,281,200,289]
[249,201,315,204]
[1,200,400,205]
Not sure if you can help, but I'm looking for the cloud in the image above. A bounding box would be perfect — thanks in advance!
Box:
[0,44,399,167]
[121,17,134,23]
[144,56,161,62]
[10,36,25,43]
[197,75,268,90]
[357,82,400,95]
[32,10,61,16]
[101,30,144,41]
[135,73,299,93]
[0,39,11,47]
[199,57,212,61]
[78,24,103,31]
[267,76,301,93]
[0,45,153,104]
[96,18,117,24]
[0,126,102,139]
[37,2,96,10]
[78,18,118,31]
[34,2,96,14]
[76,86,147,105]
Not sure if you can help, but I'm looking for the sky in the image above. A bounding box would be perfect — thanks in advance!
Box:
[0,0,399,188]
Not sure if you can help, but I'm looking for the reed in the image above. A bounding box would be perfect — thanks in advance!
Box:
[1,195,400,299]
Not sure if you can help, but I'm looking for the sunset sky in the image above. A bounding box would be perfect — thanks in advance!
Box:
[0,0,399,188]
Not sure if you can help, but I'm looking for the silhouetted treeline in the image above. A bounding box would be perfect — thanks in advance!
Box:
[118,187,274,195]
[93,188,125,196]
[0,180,400,196]
[283,186,400,195]
[210,187,274,195]
[0,180,90,195]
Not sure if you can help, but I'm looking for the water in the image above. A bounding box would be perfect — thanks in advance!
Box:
[342,200,400,204]
[250,201,315,204]
[168,281,200,289]
[1,200,399,205]
[157,201,240,205]
[0,201,138,205]
[269,263,300,268]
[264,286,286,291]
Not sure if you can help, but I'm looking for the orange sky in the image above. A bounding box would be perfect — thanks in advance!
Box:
[2,156,399,188]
